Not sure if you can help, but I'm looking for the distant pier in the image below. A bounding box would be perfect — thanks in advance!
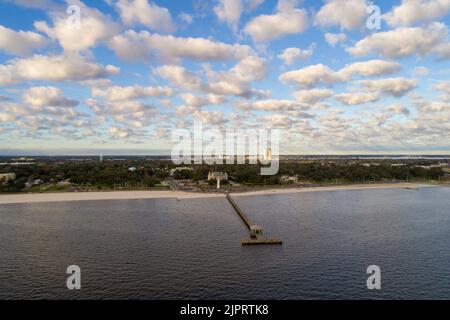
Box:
[225,193,282,246]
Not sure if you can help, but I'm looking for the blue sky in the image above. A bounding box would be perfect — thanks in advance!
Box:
[0,0,449,155]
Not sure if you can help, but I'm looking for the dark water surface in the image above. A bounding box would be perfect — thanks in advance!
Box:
[0,187,449,299]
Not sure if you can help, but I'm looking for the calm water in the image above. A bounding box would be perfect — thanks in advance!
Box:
[0,187,449,300]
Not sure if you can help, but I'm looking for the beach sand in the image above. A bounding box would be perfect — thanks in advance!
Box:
[231,183,436,197]
[0,183,437,204]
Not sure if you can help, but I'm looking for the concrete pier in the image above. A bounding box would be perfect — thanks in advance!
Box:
[226,193,252,229]
[226,193,283,246]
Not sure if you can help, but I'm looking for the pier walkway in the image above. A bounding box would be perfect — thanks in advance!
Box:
[225,193,282,246]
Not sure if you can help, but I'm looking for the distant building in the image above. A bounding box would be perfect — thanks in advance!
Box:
[99,155,103,163]
[264,148,272,161]
[0,173,16,184]
[128,167,137,172]
[419,165,443,169]
[280,175,299,184]
[0,162,34,166]
[208,172,228,189]
[208,172,228,181]
[250,225,263,239]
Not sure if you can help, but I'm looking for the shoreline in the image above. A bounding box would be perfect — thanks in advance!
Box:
[0,183,439,204]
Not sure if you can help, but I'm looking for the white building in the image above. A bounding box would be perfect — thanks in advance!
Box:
[264,148,272,161]
[208,172,228,181]
[0,173,16,184]
[208,172,228,189]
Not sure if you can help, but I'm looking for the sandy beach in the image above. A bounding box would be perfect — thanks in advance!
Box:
[231,183,437,197]
[0,183,438,204]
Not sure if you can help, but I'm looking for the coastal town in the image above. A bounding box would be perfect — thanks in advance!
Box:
[1,155,449,194]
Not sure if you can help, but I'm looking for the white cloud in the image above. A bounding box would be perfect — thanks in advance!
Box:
[0,25,47,56]
[92,85,173,102]
[154,64,204,90]
[108,30,252,62]
[116,0,176,32]
[247,0,265,11]
[434,81,450,94]
[357,78,418,97]
[418,101,450,112]
[261,113,295,128]
[335,92,380,105]
[432,42,450,59]
[324,33,347,47]
[214,0,244,32]
[337,60,402,79]
[87,98,157,129]
[384,0,450,27]
[23,86,79,107]
[0,54,120,86]
[386,103,410,115]
[280,64,336,87]
[192,110,228,125]
[244,0,308,42]
[0,112,17,122]
[347,23,450,59]
[207,81,248,97]
[176,105,197,116]
[314,0,368,31]
[4,0,449,152]
[280,60,401,88]
[88,99,151,114]
[293,89,333,104]
[229,55,267,81]
[0,98,91,138]
[34,0,120,52]
[205,55,268,97]
[156,56,267,99]
[181,93,226,107]
[237,99,307,111]
[82,79,113,89]
[108,126,130,138]
[278,45,315,66]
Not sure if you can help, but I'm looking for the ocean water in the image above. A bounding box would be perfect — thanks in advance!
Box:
[0,187,449,300]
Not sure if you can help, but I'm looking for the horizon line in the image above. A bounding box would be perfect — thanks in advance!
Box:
[2,154,450,158]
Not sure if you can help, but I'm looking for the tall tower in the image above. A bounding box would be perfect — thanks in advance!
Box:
[264,148,272,161]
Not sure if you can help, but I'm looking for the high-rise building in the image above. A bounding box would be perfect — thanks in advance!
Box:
[264,148,272,161]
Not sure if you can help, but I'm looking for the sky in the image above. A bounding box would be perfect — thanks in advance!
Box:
[0,0,449,155]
